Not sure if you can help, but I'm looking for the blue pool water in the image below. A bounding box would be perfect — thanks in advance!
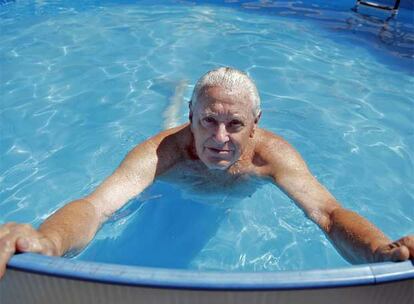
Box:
[0,0,413,272]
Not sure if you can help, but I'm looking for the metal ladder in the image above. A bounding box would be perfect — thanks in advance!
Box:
[354,0,401,17]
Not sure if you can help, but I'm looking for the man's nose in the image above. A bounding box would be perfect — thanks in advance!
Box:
[213,123,229,143]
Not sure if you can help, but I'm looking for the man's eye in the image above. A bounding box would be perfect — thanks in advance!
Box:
[229,120,243,127]
[203,117,216,124]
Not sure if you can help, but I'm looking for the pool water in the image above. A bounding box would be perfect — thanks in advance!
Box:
[0,0,413,271]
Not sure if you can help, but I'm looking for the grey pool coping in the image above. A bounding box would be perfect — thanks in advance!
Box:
[7,253,414,290]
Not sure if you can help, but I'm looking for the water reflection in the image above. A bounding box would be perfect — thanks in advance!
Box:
[345,9,414,59]
[75,163,267,269]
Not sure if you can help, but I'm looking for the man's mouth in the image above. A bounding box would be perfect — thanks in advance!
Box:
[206,147,232,155]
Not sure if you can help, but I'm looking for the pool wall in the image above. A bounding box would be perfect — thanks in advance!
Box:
[2,253,413,304]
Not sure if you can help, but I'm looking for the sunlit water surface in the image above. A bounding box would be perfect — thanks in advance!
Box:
[1,0,413,271]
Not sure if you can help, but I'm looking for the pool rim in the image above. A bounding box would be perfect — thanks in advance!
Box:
[7,253,414,290]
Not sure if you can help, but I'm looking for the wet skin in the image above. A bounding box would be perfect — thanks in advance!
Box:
[189,86,258,171]
[0,86,413,279]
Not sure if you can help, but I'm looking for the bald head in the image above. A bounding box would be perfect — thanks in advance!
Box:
[190,67,261,118]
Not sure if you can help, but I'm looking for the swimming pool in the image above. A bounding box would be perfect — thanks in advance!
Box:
[1,0,413,302]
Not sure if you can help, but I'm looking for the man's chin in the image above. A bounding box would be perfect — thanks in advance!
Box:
[206,164,229,170]
[202,159,233,171]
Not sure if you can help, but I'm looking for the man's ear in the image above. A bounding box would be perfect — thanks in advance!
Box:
[188,100,193,122]
[250,111,262,138]
[254,111,262,124]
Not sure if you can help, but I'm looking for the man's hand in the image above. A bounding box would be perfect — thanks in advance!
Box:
[374,235,414,262]
[0,222,59,279]
[0,127,187,280]
[261,133,414,264]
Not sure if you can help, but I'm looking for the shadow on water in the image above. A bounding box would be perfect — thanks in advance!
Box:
[338,8,414,72]
[1,0,412,73]
[75,167,265,269]
[196,0,414,74]
[0,0,15,5]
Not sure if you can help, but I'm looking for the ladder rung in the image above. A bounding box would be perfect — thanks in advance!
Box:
[357,1,396,11]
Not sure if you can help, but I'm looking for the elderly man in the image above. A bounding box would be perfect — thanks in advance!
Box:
[0,67,412,278]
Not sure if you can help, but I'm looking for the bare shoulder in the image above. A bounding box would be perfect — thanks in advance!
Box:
[253,128,308,178]
[121,123,193,173]
[255,128,291,150]
[147,123,192,150]
[254,128,302,161]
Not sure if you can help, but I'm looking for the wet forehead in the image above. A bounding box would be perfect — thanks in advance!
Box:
[196,86,253,118]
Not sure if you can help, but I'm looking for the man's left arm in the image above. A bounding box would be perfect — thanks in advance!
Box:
[265,136,413,264]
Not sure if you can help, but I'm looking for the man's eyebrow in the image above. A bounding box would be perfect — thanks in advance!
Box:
[229,114,245,119]
[201,111,246,119]
[228,113,248,120]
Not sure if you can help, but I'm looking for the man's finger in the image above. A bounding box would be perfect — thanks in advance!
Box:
[16,237,42,253]
[16,237,56,256]
[0,238,17,279]
[375,243,410,262]
[389,246,410,262]
[397,236,414,258]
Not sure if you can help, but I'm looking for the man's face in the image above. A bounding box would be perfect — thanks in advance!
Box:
[190,86,259,170]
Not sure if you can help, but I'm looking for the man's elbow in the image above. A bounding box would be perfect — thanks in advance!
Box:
[308,200,342,233]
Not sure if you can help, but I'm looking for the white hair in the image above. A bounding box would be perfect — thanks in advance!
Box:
[190,67,261,117]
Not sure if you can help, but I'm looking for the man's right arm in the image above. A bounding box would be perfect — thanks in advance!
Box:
[0,125,188,279]
[261,132,413,264]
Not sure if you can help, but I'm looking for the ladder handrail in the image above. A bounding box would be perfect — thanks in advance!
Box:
[354,0,401,17]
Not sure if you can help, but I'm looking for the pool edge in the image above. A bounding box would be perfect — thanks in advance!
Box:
[6,253,414,290]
